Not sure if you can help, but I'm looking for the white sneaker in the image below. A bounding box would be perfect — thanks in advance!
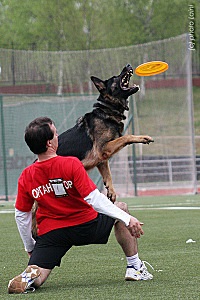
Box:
[125,261,153,281]
[8,265,40,294]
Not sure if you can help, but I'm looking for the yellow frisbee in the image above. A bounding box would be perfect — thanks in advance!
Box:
[135,61,168,76]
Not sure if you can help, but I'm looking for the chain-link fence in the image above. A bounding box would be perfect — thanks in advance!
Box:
[0,34,197,200]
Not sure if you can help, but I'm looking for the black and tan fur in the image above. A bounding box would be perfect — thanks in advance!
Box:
[57,64,153,201]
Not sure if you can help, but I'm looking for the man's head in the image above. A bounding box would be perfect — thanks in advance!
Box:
[25,117,57,154]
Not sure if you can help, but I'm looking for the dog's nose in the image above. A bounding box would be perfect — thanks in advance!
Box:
[126,64,132,68]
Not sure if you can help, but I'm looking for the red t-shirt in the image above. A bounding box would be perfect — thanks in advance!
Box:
[15,156,98,235]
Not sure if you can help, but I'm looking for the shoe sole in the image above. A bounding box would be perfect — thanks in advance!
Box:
[125,277,140,281]
[125,276,153,281]
[8,265,40,294]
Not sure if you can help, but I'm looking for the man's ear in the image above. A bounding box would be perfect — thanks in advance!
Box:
[46,140,51,148]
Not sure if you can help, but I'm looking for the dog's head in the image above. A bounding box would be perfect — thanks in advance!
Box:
[91,64,139,112]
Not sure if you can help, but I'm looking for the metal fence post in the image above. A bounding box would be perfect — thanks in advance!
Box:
[130,96,138,196]
[0,95,9,201]
[187,34,198,194]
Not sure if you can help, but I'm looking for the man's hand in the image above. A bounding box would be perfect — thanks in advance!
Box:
[127,216,144,238]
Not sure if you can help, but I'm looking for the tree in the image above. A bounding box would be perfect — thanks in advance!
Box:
[0,0,199,50]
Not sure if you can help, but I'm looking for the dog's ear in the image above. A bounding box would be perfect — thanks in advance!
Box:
[91,76,106,94]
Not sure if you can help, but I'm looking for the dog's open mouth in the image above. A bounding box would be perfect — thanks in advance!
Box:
[121,69,133,89]
[120,64,138,92]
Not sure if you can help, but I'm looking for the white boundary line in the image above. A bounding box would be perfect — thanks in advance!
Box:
[0,210,15,214]
[1,206,200,214]
[130,206,200,210]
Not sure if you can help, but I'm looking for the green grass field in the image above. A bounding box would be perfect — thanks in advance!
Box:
[0,194,199,300]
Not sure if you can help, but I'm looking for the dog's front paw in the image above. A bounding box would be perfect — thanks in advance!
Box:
[107,191,116,203]
[104,183,116,202]
[141,136,154,144]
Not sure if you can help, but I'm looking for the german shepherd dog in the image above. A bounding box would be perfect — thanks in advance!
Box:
[57,64,153,201]
[32,64,153,237]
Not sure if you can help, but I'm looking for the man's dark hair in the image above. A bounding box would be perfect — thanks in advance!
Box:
[25,117,54,154]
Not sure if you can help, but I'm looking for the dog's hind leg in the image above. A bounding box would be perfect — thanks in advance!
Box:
[97,161,116,202]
